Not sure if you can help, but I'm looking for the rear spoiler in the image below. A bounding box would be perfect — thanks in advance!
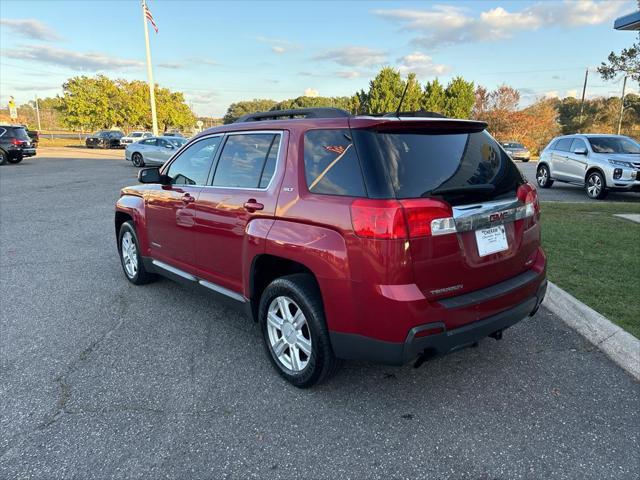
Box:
[349,116,487,134]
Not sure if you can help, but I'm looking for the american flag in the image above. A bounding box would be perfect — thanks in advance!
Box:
[143,1,158,33]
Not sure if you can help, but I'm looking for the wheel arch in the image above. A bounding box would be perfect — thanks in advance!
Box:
[585,166,606,184]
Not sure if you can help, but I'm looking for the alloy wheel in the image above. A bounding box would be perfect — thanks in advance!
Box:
[587,174,602,198]
[266,296,312,372]
[537,167,548,186]
[121,231,138,278]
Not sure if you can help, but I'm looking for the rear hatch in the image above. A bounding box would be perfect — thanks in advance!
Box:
[10,127,33,149]
[350,119,540,301]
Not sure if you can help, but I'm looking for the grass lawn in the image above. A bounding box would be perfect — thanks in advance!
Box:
[541,201,640,339]
[38,137,85,148]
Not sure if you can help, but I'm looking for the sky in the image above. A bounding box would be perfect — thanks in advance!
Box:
[0,0,637,117]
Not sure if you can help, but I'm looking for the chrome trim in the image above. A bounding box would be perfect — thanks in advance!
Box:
[151,259,246,303]
[202,130,285,192]
[452,197,522,232]
[151,260,197,281]
[199,280,247,303]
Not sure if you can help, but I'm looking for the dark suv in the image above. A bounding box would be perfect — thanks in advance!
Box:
[86,130,124,149]
[115,108,547,387]
[0,125,36,165]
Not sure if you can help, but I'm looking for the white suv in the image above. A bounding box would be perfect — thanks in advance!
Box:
[536,134,640,199]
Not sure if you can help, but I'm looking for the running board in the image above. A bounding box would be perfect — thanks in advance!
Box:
[151,259,246,303]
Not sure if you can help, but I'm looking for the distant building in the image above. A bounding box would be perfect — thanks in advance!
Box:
[614,7,640,30]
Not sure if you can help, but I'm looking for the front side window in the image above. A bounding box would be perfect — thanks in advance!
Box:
[166,136,221,185]
[570,138,587,152]
[213,133,280,188]
[304,129,366,197]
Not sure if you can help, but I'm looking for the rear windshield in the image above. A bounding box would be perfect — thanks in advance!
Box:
[588,136,640,154]
[10,128,30,140]
[352,130,524,204]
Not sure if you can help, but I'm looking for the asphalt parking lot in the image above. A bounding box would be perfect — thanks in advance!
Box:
[1,154,639,479]
[517,162,640,203]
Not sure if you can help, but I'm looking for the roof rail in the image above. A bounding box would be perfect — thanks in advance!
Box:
[235,107,350,123]
[381,110,447,118]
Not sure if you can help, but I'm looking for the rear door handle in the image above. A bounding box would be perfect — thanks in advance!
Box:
[181,193,195,204]
[244,199,264,212]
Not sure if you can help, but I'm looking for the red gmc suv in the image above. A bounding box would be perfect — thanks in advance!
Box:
[115,108,547,387]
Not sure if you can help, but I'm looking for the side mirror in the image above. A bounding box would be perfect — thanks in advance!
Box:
[573,147,588,155]
[138,167,169,184]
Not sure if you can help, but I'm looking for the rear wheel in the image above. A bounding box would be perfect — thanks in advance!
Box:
[118,221,157,285]
[585,171,608,200]
[0,150,7,165]
[132,152,145,167]
[259,274,340,388]
[536,164,553,188]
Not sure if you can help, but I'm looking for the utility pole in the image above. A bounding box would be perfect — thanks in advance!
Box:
[142,0,159,136]
[34,96,42,131]
[617,75,628,135]
[578,68,588,127]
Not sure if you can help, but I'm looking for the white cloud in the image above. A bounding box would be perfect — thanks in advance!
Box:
[374,1,626,47]
[2,44,143,71]
[256,36,300,54]
[543,90,560,99]
[314,46,386,67]
[0,19,61,41]
[566,89,579,98]
[304,88,319,97]
[396,52,450,78]
[158,62,183,69]
[335,70,362,79]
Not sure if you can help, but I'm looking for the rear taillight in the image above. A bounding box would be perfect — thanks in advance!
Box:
[516,183,540,225]
[11,138,22,146]
[350,198,455,239]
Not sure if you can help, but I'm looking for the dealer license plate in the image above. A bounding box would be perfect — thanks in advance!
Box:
[475,225,508,256]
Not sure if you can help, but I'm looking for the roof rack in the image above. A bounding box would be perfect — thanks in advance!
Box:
[235,107,350,123]
[381,110,447,118]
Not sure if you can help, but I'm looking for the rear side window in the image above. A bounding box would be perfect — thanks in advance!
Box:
[213,133,280,189]
[351,129,523,204]
[304,129,366,197]
[555,138,573,152]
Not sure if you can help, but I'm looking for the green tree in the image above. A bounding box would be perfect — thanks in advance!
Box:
[443,77,475,118]
[402,73,423,112]
[422,78,446,113]
[598,33,640,83]
[223,99,277,124]
[365,67,405,114]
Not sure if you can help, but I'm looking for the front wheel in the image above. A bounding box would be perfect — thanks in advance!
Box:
[536,164,553,188]
[118,221,157,285]
[259,274,340,388]
[585,171,608,200]
[131,152,145,167]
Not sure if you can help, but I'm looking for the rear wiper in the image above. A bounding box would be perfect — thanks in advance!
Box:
[425,184,496,197]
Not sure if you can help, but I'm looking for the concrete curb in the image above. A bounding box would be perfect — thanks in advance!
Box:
[545,281,640,381]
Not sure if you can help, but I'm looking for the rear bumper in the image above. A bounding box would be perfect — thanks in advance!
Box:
[330,278,547,366]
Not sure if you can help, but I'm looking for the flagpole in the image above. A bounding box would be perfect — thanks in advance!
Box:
[142,0,159,136]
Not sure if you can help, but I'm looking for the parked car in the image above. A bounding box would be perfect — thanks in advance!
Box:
[85,130,124,149]
[120,131,152,146]
[125,136,188,167]
[20,125,39,148]
[115,108,547,387]
[537,134,640,199]
[163,131,185,138]
[0,124,37,165]
[501,142,530,162]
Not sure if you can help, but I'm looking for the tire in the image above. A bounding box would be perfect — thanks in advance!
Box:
[536,164,553,188]
[585,171,608,200]
[0,150,7,166]
[118,221,157,285]
[259,274,341,388]
[521,158,529,163]
[7,155,22,164]
[131,152,145,167]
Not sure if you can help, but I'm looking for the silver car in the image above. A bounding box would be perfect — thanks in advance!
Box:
[537,134,640,199]
[125,136,187,167]
[501,142,531,162]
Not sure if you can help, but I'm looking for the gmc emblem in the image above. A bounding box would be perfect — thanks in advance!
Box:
[489,212,506,222]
